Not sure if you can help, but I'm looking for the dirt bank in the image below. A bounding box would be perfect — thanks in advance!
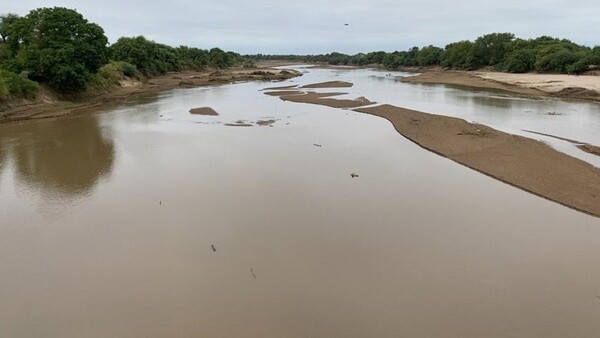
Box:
[402,70,600,101]
[0,67,301,124]
[354,104,600,217]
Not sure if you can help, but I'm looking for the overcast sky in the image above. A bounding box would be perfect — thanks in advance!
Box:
[3,0,599,54]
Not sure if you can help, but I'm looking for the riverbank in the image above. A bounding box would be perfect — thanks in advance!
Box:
[401,69,600,101]
[266,82,600,217]
[0,66,301,124]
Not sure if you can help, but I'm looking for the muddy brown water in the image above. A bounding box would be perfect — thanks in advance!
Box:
[1,67,600,338]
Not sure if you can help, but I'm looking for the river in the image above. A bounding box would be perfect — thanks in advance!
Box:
[1,66,599,338]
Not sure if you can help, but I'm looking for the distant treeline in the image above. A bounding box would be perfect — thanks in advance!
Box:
[249,33,600,74]
[0,7,246,100]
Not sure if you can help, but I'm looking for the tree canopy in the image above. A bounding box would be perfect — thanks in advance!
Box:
[8,7,109,91]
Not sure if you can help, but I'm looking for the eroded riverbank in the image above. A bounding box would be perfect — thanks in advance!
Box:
[0,67,301,124]
[402,69,600,102]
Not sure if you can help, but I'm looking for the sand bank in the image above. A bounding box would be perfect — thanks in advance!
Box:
[261,84,298,91]
[354,104,600,217]
[263,90,304,96]
[273,91,375,109]
[301,81,354,88]
[189,107,218,116]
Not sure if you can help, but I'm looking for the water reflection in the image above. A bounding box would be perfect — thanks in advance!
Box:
[0,115,114,199]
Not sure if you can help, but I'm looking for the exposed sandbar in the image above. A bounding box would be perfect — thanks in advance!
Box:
[256,119,276,126]
[225,123,253,127]
[354,104,600,217]
[301,81,354,88]
[578,144,600,157]
[263,90,304,96]
[189,107,219,115]
[261,84,298,91]
[274,92,375,109]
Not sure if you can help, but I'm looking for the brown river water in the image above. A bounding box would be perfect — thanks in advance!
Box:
[1,67,600,337]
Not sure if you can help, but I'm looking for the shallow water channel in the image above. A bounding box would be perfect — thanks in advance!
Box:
[1,66,600,338]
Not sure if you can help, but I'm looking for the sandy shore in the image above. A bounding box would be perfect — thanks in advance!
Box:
[402,70,600,101]
[266,86,600,217]
[0,67,301,124]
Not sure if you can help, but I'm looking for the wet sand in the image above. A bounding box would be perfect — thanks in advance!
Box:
[301,81,354,88]
[403,70,600,101]
[189,107,219,116]
[355,104,600,217]
[0,68,301,124]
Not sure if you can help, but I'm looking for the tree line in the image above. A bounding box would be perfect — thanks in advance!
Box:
[250,33,600,74]
[0,7,244,102]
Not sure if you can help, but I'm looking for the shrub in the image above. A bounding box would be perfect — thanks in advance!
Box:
[0,68,39,101]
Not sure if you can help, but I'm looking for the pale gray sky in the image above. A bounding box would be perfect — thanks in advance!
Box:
[3,0,599,54]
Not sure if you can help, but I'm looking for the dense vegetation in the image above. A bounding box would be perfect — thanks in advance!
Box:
[0,7,243,103]
[250,33,600,74]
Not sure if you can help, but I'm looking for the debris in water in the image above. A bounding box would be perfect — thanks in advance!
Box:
[350,173,359,178]
[211,244,216,252]
[159,200,162,206]
[314,143,322,147]
[251,268,257,279]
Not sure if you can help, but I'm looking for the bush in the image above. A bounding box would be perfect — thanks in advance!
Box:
[502,49,536,73]
[0,68,39,101]
[535,49,578,73]
[118,62,137,77]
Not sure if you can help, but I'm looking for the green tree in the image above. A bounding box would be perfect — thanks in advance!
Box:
[0,13,19,43]
[471,33,515,67]
[442,41,475,69]
[416,45,444,66]
[110,36,179,75]
[11,7,108,91]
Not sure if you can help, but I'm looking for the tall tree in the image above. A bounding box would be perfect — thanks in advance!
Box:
[12,7,108,91]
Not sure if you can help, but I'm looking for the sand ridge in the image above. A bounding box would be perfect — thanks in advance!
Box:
[355,104,600,217]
